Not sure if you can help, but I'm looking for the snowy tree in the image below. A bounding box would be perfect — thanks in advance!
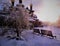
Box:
[8,5,29,40]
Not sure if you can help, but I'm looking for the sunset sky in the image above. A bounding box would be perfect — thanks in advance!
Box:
[0,0,60,23]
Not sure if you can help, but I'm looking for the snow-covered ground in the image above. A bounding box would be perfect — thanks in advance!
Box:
[42,26,60,40]
[0,29,60,46]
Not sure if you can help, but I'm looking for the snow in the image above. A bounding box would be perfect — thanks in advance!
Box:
[34,26,60,41]
[28,17,36,22]
[42,26,60,40]
[0,30,60,46]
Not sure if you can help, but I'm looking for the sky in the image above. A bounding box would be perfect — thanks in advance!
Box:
[0,0,60,23]
[15,0,60,23]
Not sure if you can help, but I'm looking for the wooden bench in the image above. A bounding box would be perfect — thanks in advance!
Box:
[33,29,40,34]
[41,30,56,39]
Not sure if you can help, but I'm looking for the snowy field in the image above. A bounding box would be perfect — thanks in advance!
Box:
[42,26,60,40]
[0,30,60,46]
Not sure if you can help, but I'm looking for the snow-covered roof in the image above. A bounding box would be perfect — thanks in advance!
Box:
[34,27,51,31]
[33,14,37,18]
[28,17,35,21]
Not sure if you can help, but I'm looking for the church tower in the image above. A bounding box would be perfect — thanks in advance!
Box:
[11,0,15,6]
[30,4,33,12]
[29,3,34,15]
[30,4,34,13]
